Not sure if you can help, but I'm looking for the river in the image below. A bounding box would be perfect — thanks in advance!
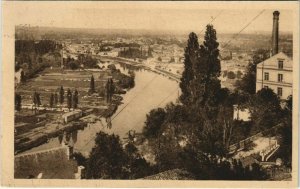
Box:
[21,62,180,156]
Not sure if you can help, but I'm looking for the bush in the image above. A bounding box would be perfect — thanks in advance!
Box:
[227,71,236,79]
[69,61,80,70]
[236,70,243,79]
[107,64,117,71]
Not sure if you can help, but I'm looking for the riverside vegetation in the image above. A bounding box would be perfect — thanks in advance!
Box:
[71,25,292,180]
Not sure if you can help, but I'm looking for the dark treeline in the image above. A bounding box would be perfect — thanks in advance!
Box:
[15,39,62,81]
[64,54,98,70]
[73,132,153,179]
[118,47,149,60]
[100,42,140,49]
[15,86,79,112]
[15,40,60,55]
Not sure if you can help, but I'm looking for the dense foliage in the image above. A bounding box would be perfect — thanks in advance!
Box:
[235,49,269,94]
[248,88,283,131]
[118,47,148,60]
[64,54,98,69]
[15,40,62,81]
[85,132,152,179]
[140,25,285,180]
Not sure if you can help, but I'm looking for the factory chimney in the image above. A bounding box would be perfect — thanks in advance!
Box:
[271,11,280,56]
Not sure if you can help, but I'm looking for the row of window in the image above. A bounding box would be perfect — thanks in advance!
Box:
[264,72,283,82]
[264,85,283,96]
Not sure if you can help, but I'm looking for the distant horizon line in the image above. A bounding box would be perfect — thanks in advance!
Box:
[15,25,293,35]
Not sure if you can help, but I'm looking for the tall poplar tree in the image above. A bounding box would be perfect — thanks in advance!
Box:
[67,89,72,111]
[180,25,226,154]
[49,93,54,108]
[59,86,64,106]
[20,70,26,83]
[54,93,58,106]
[90,75,95,93]
[72,89,79,109]
[193,24,221,107]
[15,93,22,111]
[179,32,199,105]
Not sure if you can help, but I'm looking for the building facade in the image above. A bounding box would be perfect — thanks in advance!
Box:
[256,52,293,100]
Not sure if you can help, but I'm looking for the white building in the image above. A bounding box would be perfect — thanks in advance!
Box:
[256,11,293,100]
[256,52,293,100]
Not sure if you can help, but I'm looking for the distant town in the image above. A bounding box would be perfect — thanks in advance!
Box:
[14,10,293,180]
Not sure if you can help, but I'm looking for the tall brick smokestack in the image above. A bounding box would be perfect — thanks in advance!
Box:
[272,11,280,55]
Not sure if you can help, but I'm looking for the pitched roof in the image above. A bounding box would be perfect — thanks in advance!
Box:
[257,52,292,69]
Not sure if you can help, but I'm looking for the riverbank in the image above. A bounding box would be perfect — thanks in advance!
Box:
[16,59,180,157]
[15,117,87,154]
[97,55,181,82]
[15,65,134,154]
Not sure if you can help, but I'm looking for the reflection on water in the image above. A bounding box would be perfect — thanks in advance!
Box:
[72,130,78,144]
[58,133,63,144]
[106,117,112,129]
[21,62,180,157]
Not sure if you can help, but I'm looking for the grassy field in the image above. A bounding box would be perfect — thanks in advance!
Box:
[16,67,116,106]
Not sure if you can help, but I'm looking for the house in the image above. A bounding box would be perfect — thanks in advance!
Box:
[256,52,293,100]
[255,11,293,100]
[62,110,83,123]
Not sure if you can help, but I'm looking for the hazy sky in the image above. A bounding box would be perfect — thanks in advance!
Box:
[9,2,294,34]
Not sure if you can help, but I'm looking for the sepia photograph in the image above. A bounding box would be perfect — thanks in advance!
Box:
[1,1,299,187]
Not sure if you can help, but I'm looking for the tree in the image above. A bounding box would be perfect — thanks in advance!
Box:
[105,79,115,103]
[227,71,236,79]
[249,88,283,131]
[143,108,166,139]
[236,70,243,79]
[32,91,41,114]
[147,46,153,57]
[86,132,128,179]
[72,89,79,109]
[187,24,224,156]
[59,86,64,106]
[277,95,292,167]
[67,89,72,111]
[15,93,22,111]
[72,152,87,167]
[124,143,152,179]
[180,146,268,180]
[169,57,175,63]
[49,93,54,108]
[192,24,221,105]
[89,75,95,94]
[20,70,26,83]
[179,32,199,105]
[54,93,58,106]
[69,60,79,70]
[235,49,269,94]
[216,89,238,152]
[36,93,41,107]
